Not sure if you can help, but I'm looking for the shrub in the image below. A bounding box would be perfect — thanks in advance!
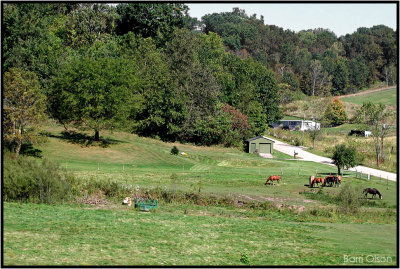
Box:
[336,183,363,214]
[171,146,179,155]
[323,97,347,126]
[3,151,76,204]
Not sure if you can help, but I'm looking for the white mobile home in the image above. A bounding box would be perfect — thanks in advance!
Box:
[272,120,321,131]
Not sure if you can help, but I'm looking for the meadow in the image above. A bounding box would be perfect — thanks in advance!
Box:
[3,123,397,266]
[340,87,397,106]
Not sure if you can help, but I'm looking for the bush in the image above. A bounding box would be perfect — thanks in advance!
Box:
[3,151,76,203]
[171,146,179,155]
[336,183,363,214]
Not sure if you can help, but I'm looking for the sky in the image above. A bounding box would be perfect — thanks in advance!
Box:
[186,3,397,37]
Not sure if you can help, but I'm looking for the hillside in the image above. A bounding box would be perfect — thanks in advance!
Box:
[3,122,397,266]
[34,122,396,206]
[340,87,397,106]
[282,85,397,119]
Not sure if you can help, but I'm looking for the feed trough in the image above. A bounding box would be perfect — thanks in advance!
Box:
[134,198,158,211]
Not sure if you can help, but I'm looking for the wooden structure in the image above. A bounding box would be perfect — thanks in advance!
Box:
[246,136,275,154]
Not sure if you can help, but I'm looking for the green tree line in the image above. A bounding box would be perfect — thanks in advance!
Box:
[2,3,397,153]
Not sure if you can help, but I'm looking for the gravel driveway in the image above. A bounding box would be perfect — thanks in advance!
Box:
[264,136,397,182]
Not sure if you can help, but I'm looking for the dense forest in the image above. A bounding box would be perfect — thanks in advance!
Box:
[3,3,397,152]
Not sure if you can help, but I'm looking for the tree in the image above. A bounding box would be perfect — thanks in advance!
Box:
[309,59,331,96]
[330,59,349,95]
[332,144,357,175]
[323,97,347,126]
[165,29,220,142]
[3,68,46,155]
[53,55,140,141]
[65,3,118,48]
[308,128,322,149]
[116,3,190,46]
[354,102,395,167]
[119,34,186,141]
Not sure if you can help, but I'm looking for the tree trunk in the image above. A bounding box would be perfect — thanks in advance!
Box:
[94,130,100,141]
[337,166,341,176]
[63,122,69,132]
[15,140,22,156]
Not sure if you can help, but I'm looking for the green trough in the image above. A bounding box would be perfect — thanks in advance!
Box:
[134,198,159,211]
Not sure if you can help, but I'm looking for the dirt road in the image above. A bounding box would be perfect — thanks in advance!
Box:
[264,136,397,182]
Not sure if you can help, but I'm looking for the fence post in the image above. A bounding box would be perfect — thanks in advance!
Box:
[281,168,283,176]
[367,174,370,181]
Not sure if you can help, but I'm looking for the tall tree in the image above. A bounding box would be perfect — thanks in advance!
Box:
[116,3,190,46]
[64,3,118,49]
[53,54,140,141]
[354,102,395,167]
[3,68,46,155]
[309,59,331,96]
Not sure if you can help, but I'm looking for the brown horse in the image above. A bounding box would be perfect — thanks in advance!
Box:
[310,176,325,188]
[265,175,280,185]
[324,175,342,187]
[363,188,382,199]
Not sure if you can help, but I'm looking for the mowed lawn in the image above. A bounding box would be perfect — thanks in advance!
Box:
[3,202,396,266]
[340,87,397,106]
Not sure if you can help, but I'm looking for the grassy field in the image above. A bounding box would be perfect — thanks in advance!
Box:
[3,202,397,266]
[340,87,397,106]
[3,123,398,266]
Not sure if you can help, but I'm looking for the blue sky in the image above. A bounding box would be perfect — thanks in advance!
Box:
[186,3,397,37]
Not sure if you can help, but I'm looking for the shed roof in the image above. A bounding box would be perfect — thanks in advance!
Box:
[246,136,275,143]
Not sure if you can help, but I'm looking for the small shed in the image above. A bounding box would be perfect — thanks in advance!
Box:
[246,136,275,154]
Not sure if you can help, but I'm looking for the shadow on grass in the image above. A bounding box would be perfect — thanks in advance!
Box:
[20,143,43,158]
[317,172,353,176]
[46,130,124,148]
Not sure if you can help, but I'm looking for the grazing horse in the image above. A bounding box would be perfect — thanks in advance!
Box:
[265,175,280,185]
[324,175,342,187]
[363,188,382,199]
[310,176,325,188]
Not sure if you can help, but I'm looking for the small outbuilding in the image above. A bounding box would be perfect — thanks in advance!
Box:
[246,136,275,154]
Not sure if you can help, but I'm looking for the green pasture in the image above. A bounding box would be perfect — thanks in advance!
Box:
[341,87,397,106]
[36,126,396,207]
[3,125,398,266]
[3,202,396,266]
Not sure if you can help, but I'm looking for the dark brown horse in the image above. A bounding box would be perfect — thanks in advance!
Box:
[324,175,342,187]
[265,175,280,185]
[363,188,382,199]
